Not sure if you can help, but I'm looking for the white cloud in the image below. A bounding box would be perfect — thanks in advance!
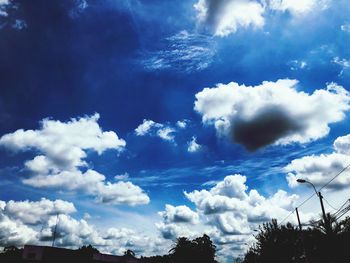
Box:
[194,0,265,36]
[0,199,75,247]
[187,137,202,153]
[194,79,350,150]
[0,198,165,256]
[194,0,329,37]
[267,0,321,14]
[334,134,350,154]
[176,120,188,129]
[157,127,175,141]
[135,119,178,142]
[185,174,300,224]
[0,213,37,247]
[156,222,195,240]
[22,170,150,206]
[0,113,125,170]
[0,0,9,17]
[211,175,248,199]
[159,204,199,224]
[289,60,307,71]
[332,56,350,76]
[135,119,162,136]
[286,133,350,190]
[0,114,149,206]
[341,24,350,33]
[213,213,250,235]
[114,172,129,181]
[3,198,76,225]
[154,174,307,259]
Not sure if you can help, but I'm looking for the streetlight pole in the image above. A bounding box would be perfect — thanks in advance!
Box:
[296,179,330,234]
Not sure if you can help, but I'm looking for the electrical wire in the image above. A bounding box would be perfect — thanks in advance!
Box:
[319,163,350,192]
[278,162,350,226]
[279,210,295,225]
[323,197,339,211]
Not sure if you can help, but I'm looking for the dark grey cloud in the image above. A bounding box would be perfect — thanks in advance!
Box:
[231,106,304,151]
[195,80,350,151]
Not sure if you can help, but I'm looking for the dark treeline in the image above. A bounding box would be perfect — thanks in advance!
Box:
[239,214,350,263]
[2,215,350,263]
[142,234,217,263]
[0,235,217,263]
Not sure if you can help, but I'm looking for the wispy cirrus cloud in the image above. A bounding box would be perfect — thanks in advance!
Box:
[142,30,216,73]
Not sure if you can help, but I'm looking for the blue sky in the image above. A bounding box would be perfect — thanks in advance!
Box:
[1,0,350,261]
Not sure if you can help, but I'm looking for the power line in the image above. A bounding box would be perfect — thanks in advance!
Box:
[323,197,339,211]
[333,199,350,221]
[279,162,350,226]
[333,199,349,216]
[279,210,295,225]
[319,163,350,192]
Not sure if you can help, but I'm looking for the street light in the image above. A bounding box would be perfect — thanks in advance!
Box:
[296,179,330,234]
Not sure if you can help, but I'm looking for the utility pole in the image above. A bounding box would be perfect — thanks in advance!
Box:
[318,191,330,234]
[296,208,302,231]
[296,179,330,233]
[295,208,310,263]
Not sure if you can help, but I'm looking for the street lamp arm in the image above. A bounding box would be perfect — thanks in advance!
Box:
[305,181,319,196]
[296,179,318,196]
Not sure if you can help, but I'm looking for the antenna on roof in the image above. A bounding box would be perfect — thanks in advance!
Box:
[52,213,59,247]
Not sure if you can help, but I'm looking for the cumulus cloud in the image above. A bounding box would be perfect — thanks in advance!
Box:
[267,0,324,14]
[194,0,329,36]
[42,214,166,256]
[135,119,180,142]
[185,174,299,226]
[187,137,202,153]
[157,127,176,141]
[156,204,200,240]
[194,79,350,151]
[156,222,196,240]
[159,204,199,224]
[176,120,189,129]
[286,133,350,190]
[0,113,125,170]
[0,213,37,247]
[135,119,162,136]
[0,114,149,206]
[0,0,10,16]
[0,199,76,247]
[186,175,297,223]
[157,174,306,258]
[194,0,265,36]
[3,198,76,225]
[0,198,165,256]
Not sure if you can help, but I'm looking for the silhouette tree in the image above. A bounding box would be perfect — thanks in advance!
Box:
[77,244,100,260]
[169,235,217,263]
[193,234,217,263]
[241,216,350,263]
[124,249,136,257]
[0,246,22,263]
